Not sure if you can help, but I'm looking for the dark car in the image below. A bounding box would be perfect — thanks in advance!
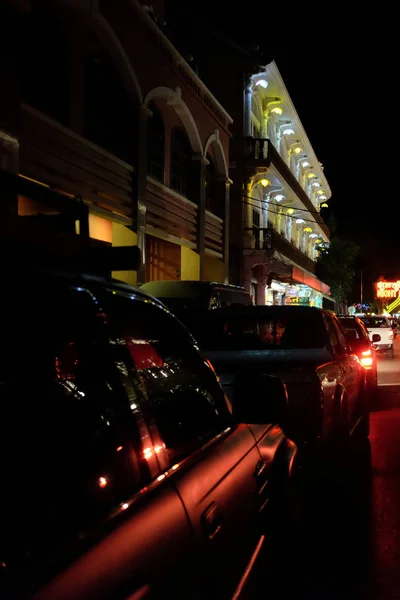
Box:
[337,315,378,403]
[0,268,299,600]
[186,306,368,447]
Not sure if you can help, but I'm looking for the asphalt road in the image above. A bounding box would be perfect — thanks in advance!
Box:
[262,338,400,600]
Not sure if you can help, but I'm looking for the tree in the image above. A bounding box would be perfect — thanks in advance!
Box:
[315,237,359,310]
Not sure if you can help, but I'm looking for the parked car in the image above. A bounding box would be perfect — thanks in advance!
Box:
[186,306,368,447]
[140,280,253,321]
[358,315,395,358]
[337,315,379,403]
[0,268,299,600]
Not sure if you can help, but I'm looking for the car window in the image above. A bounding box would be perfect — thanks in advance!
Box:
[99,292,231,466]
[330,316,350,354]
[324,313,341,354]
[191,311,325,350]
[361,317,390,328]
[0,283,146,597]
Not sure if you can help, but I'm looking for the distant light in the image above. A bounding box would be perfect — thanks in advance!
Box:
[294,146,302,154]
[307,173,316,179]
[271,107,282,115]
[309,233,318,238]
[286,208,295,215]
[311,182,320,188]
[321,202,329,208]
[121,503,129,510]
[98,476,108,488]
[319,194,327,200]
[296,218,305,224]
[116,446,123,452]
[302,161,310,168]
[275,194,285,202]
[260,178,271,187]
[304,227,313,233]
[315,238,322,243]
[316,189,324,194]
[283,128,294,136]
[255,79,268,88]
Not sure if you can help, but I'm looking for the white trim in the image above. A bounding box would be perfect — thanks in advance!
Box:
[145,224,196,249]
[134,0,232,125]
[144,86,203,153]
[205,209,223,223]
[203,131,228,177]
[147,176,198,209]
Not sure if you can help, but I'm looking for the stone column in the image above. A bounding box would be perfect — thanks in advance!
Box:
[192,154,207,280]
[243,179,254,249]
[135,104,152,286]
[243,76,253,137]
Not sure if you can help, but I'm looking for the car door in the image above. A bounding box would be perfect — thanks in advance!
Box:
[103,291,267,600]
[0,280,193,600]
[325,313,362,429]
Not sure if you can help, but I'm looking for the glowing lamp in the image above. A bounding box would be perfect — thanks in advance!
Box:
[317,189,324,195]
[320,202,329,208]
[283,128,295,136]
[255,79,268,88]
[271,107,282,115]
[296,218,305,224]
[309,234,318,238]
[286,208,295,215]
[275,194,285,201]
[307,173,316,179]
[260,178,271,187]
[315,239,322,243]
[304,227,313,233]
[294,147,302,154]
[302,161,310,167]
[319,194,327,200]
[312,182,320,188]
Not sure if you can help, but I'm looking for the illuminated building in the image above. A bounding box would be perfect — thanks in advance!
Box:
[0,0,231,285]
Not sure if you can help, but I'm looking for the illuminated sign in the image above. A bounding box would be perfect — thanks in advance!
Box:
[285,297,309,305]
[375,280,400,299]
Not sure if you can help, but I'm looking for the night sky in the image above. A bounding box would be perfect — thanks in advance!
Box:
[166,2,399,301]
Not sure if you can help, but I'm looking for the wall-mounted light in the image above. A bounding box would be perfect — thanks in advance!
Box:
[319,194,327,200]
[316,189,324,195]
[294,146,302,154]
[315,238,322,243]
[271,107,282,115]
[296,218,305,224]
[255,79,268,88]
[302,161,310,168]
[304,227,313,233]
[311,182,320,188]
[320,202,329,208]
[286,208,295,215]
[309,233,318,239]
[307,173,316,179]
[275,194,285,202]
[260,178,271,187]
[283,128,295,136]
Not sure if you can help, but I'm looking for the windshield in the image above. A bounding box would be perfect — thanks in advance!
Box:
[360,317,390,328]
[191,311,326,351]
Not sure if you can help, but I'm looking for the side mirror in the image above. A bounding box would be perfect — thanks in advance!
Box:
[232,370,288,426]
[372,333,381,342]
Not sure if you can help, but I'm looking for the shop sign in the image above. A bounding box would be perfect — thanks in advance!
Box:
[375,280,400,299]
[285,296,309,305]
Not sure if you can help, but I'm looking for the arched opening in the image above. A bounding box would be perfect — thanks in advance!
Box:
[205,154,222,217]
[20,1,69,125]
[170,127,193,198]
[147,101,165,182]
[83,49,135,163]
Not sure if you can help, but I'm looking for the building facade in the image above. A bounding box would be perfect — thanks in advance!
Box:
[0,0,232,285]
[165,16,333,307]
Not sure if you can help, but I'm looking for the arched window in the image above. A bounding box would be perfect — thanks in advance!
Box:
[147,102,165,182]
[84,52,135,163]
[170,128,192,197]
[20,2,69,125]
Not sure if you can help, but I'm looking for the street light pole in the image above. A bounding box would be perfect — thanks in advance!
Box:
[360,270,363,306]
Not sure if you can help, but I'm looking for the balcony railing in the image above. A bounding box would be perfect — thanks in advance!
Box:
[243,137,329,238]
[244,227,316,274]
[19,104,134,224]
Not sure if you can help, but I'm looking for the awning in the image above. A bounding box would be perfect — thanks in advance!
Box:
[291,265,331,296]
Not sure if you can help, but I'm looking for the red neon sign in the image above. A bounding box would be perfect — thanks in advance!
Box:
[375,280,400,299]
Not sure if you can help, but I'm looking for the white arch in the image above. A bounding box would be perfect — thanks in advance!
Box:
[144,86,203,153]
[90,12,143,103]
[203,131,228,177]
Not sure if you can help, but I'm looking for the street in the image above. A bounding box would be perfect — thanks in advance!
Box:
[291,337,400,599]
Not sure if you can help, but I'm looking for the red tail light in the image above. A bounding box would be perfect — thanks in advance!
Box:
[360,349,373,368]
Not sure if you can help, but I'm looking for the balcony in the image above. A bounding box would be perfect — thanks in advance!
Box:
[268,228,316,274]
[243,137,329,238]
[19,104,134,224]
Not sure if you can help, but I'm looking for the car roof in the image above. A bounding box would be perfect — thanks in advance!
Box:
[140,280,249,296]
[197,305,324,317]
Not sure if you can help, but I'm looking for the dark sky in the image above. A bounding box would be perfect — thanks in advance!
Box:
[165,2,399,298]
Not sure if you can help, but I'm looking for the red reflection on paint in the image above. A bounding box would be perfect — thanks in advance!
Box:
[126,339,163,370]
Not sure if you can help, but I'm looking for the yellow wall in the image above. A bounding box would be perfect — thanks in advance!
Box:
[181,246,200,280]
[112,223,137,286]
[204,254,224,282]
[89,214,113,243]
